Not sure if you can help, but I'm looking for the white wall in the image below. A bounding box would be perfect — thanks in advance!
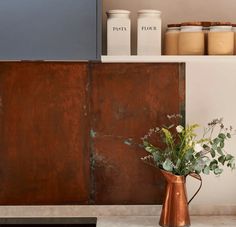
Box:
[103,0,236,54]
[186,61,236,205]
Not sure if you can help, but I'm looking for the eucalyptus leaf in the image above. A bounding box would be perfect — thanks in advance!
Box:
[184,150,194,161]
[213,138,221,145]
[212,143,218,150]
[209,160,218,170]
[145,146,153,153]
[195,152,201,158]
[218,133,226,139]
[211,164,218,171]
[153,152,162,163]
[227,158,236,169]
[202,156,211,165]
[194,165,202,174]
[214,168,223,175]
[218,155,226,165]
[210,159,218,165]
[194,161,204,173]
[182,168,190,176]
[163,159,173,172]
[220,142,225,148]
[217,147,223,155]
[226,154,233,161]
[203,166,210,175]
[210,149,216,158]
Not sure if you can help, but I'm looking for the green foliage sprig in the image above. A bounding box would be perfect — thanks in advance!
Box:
[141,115,235,176]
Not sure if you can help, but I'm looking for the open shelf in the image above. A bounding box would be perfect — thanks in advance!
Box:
[101,55,236,63]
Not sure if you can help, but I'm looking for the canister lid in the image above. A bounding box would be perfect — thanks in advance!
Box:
[201,21,212,27]
[210,22,232,31]
[167,24,181,28]
[138,9,161,15]
[106,10,131,15]
[181,22,202,26]
[211,22,231,26]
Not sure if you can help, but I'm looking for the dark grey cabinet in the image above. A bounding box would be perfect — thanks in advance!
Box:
[0,0,101,60]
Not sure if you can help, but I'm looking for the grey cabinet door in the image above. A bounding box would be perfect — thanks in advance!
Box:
[0,0,101,60]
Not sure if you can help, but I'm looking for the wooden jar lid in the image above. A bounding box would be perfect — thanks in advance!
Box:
[201,21,212,27]
[181,22,202,26]
[167,23,181,28]
[211,22,231,26]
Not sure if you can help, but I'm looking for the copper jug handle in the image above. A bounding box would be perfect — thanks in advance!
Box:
[187,172,202,204]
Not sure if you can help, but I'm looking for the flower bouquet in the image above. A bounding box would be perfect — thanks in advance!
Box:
[141,114,235,176]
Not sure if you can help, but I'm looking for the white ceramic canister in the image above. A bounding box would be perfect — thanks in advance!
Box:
[178,22,204,55]
[106,10,131,56]
[137,10,162,55]
[208,22,234,55]
[164,24,180,55]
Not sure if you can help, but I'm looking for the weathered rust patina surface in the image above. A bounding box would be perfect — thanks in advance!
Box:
[0,62,185,205]
[90,63,185,204]
[0,62,90,205]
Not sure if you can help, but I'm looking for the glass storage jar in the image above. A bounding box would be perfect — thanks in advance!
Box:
[164,24,180,55]
[178,22,204,55]
[208,22,234,55]
[232,24,236,55]
[106,10,131,55]
[137,10,162,55]
[201,21,211,55]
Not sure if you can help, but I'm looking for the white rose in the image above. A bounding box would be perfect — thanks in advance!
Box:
[194,143,203,152]
[176,125,184,133]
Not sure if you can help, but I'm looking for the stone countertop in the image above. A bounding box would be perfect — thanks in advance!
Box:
[97,216,236,227]
[0,205,235,217]
[0,205,235,226]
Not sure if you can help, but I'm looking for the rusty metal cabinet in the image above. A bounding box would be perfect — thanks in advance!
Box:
[90,63,185,204]
[0,62,185,205]
[0,62,91,205]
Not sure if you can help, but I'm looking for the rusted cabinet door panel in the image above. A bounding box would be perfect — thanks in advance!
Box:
[90,63,185,204]
[0,63,90,205]
[0,62,185,205]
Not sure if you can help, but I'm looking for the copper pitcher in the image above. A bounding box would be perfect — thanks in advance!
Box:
[159,169,202,227]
